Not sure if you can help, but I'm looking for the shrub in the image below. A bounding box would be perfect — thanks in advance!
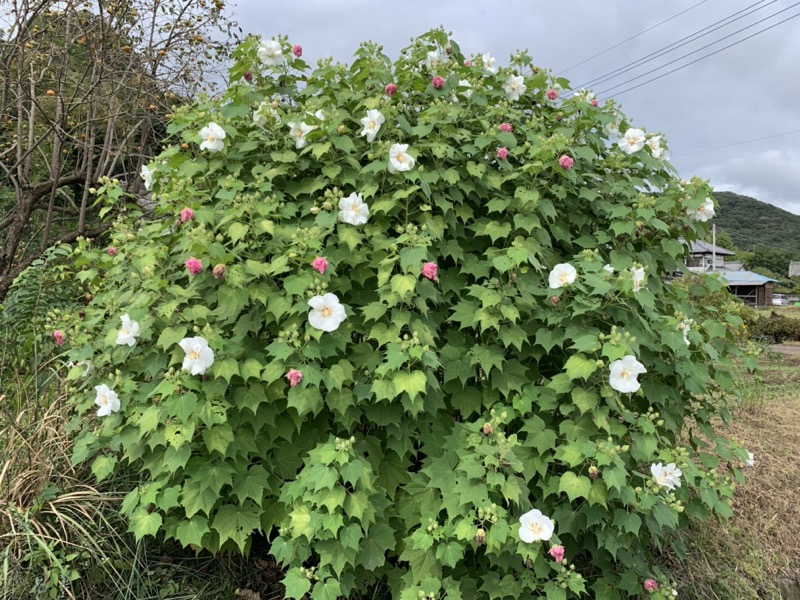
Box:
[747,310,800,343]
[65,29,747,599]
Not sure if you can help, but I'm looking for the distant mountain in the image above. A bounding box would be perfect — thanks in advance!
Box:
[713,191,800,256]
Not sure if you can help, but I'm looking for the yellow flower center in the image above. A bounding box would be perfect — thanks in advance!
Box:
[188,350,200,360]
[558,273,569,284]
[99,396,108,406]
[351,204,359,213]
[368,120,376,129]
[528,521,542,534]
[294,129,303,138]
[396,154,405,164]
[322,307,332,317]
[121,327,129,336]
[206,134,215,142]
[619,369,631,380]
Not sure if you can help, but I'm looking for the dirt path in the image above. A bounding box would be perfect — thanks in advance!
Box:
[769,344,800,355]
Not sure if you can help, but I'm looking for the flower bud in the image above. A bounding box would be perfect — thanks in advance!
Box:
[212,264,226,279]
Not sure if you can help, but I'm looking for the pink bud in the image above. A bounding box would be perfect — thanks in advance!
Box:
[292,44,302,58]
[286,369,303,388]
[559,155,574,170]
[53,330,64,346]
[421,262,438,281]
[644,580,659,592]
[496,147,509,160]
[243,71,253,82]
[464,60,472,66]
[107,246,117,256]
[499,123,513,133]
[212,264,226,279]
[546,89,558,101]
[548,545,565,563]
[549,296,559,306]
[591,99,599,107]
[312,257,328,274]
[432,76,445,89]
[185,257,203,275]
[385,83,398,97]
[180,207,194,222]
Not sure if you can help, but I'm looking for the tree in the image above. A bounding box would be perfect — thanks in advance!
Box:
[0,0,238,298]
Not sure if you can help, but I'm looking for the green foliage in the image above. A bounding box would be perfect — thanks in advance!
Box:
[65,30,746,598]
[746,310,800,343]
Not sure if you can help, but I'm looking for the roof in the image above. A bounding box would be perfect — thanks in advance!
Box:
[716,269,779,285]
[685,239,735,256]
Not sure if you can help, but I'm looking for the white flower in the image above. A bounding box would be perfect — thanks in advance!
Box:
[687,198,715,222]
[618,128,645,154]
[518,509,555,543]
[457,79,473,98]
[253,102,279,127]
[313,109,326,121]
[424,50,440,70]
[603,264,615,274]
[631,267,645,292]
[94,384,120,417]
[178,336,215,375]
[646,135,665,159]
[603,121,621,139]
[503,75,526,101]
[548,263,577,289]
[257,39,285,67]
[308,293,347,332]
[115,314,140,347]
[199,122,226,152]
[140,164,154,191]
[288,121,314,149]
[575,89,596,103]
[338,192,369,225]
[359,109,385,143]
[481,53,497,74]
[388,143,415,173]
[650,462,682,491]
[677,318,694,346]
[745,451,755,467]
[609,355,646,394]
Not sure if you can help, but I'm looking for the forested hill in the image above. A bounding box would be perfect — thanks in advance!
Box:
[713,191,800,255]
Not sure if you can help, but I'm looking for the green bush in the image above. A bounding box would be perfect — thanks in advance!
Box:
[747,310,800,343]
[65,30,747,599]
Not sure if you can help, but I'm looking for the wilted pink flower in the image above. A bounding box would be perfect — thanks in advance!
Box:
[549,296,559,306]
[496,147,509,160]
[644,580,659,592]
[243,71,253,82]
[185,257,203,275]
[385,83,398,97]
[559,155,574,170]
[180,207,194,222]
[432,76,445,89]
[107,246,117,256]
[53,330,64,346]
[312,257,329,274]
[546,89,559,101]
[292,44,302,58]
[499,123,513,132]
[548,545,565,563]
[422,262,438,281]
[212,264,226,279]
[286,369,303,387]
[591,99,599,107]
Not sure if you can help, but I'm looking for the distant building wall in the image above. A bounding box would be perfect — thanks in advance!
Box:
[790,261,800,277]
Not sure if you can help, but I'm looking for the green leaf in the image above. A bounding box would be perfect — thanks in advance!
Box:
[128,509,163,541]
[390,274,417,298]
[558,472,592,502]
[312,579,342,600]
[392,370,427,401]
[157,326,188,350]
[228,222,248,244]
[356,522,395,570]
[211,503,261,552]
[175,515,210,547]
[203,424,235,455]
[564,353,598,381]
[91,455,117,482]
[282,569,312,599]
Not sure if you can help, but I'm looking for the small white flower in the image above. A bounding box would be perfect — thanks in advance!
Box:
[94,384,120,417]
[457,79,473,98]
[115,314,140,347]
[424,50,440,70]
[646,135,665,159]
[650,462,682,491]
[518,509,555,543]
[253,102,279,127]
[481,53,497,74]
[745,451,755,467]
[618,128,646,154]
[388,143,415,173]
[687,198,715,222]
[288,121,314,149]
[609,355,646,394]
[575,89,596,103]
[677,318,694,346]
[338,192,369,225]
[603,264,615,274]
[548,263,577,289]
[359,109,385,143]
[603,121,621,139]
[631,266,646,292]
[313,109,327,121]
[199,122,226,152]
[503,75,526,101]
[140,164,154,191]
[308,293,347,332]
[178,336,215,375]
[257,39,285,67]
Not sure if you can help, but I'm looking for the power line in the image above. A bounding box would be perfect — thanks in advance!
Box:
[674,128,800,157]
[557,0,712,74]
[573,0,774,91]
[597,6,800,98]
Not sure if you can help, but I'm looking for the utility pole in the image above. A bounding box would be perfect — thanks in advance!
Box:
[712,223,716,272]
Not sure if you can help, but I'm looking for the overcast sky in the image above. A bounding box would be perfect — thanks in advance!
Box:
[230,0,800,214]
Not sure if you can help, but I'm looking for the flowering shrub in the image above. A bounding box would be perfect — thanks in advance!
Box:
[66,29,749,599]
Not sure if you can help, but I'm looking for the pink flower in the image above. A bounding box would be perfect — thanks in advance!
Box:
[107,246,117,256]
[212,264,226,279]
[385,83,398,97]
[549,296,560,306]
[497,147,509,160]
[286,369,303,387]
[185,257,203,275]
[591,99,599,107]
[421,262,438,281]
[53,330,64,346]
[432,76,445,89]
[180,207,194,222]
[644,580,659,592]
[546,89,559,101]
[312,257,329,274]
[464,60,472,66]
[548,545,565,563]
[292,44,302,58]
[499,123,513,133]
[559,155,574,170]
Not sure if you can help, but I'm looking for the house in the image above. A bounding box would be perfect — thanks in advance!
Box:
[683,239,735,273]
[789,261,800,277]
